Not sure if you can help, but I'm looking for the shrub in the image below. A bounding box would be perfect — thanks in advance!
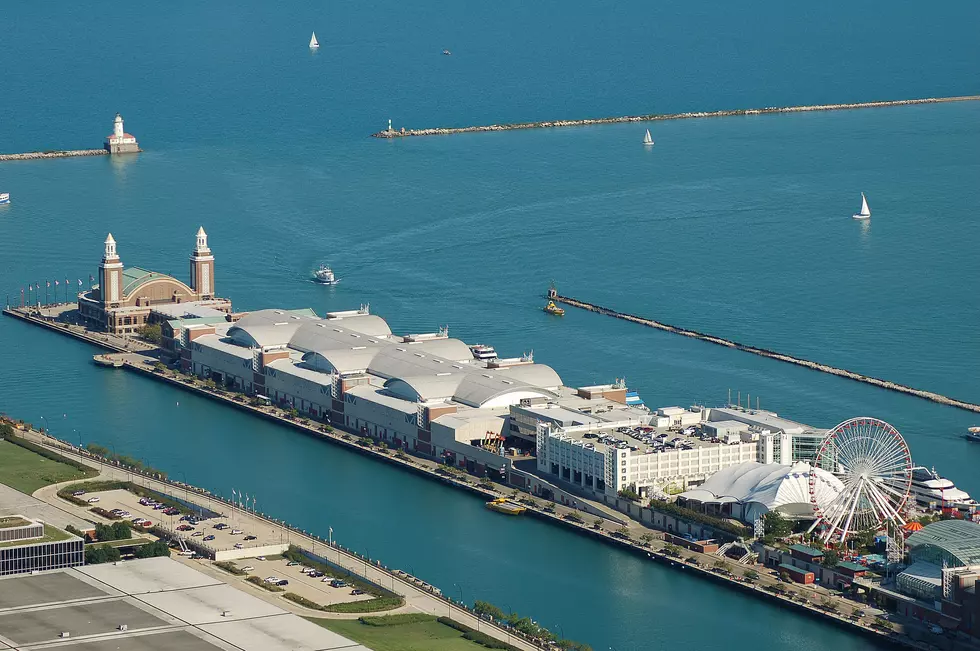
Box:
[473,600,505,620]
[321,597,403,613]
[135,540,171,559]
[359,614,436,626]
[648,499,751,539]
[618,486,641,501]
[247,576,284,592]
[215,561,246,575]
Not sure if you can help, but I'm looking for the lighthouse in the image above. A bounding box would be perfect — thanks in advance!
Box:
[104,113,141,154]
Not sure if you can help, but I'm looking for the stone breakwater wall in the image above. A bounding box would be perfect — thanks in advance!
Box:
[372,94,980,138]
[555,294,980,415]
[0,149,108,162]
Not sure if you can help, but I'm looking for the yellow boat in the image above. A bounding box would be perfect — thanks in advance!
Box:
[486,498,526,515]
[543,301,565,316]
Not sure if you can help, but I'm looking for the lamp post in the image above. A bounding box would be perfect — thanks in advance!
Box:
[39,416,47,435]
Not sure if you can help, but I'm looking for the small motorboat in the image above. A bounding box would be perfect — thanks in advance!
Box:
[313,265,340,285]
[543,301,565,316]
[0,193,9,205]
[967,427,980,442]
[852,192,871,220]
[442,49,452,56]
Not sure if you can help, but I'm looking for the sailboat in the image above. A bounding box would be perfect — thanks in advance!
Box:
[852,192,871,220]
[643,129,654,146]
[309,32,320,49]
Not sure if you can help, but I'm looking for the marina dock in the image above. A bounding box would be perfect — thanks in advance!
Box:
[0,149,108,162]
[552,292,980,415]
[372,95,980,138]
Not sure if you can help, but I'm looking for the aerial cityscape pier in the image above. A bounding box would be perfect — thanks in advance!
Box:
[5,230,980,649]
[551,289,980,415]
[0,113,139,162]
[371,95,980,138]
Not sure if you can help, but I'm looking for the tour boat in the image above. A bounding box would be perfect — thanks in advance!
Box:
[852,192,871,220]
[486,498,525,515]
[0,193,9,205]
[469,344,497,361]
[643,129,654,146]
[543,301,565,316]
[967,427,980,442]
[312,265,339,285]
[309,32,320,49]
[909,466,978,512]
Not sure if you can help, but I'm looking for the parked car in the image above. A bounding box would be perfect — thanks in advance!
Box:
[286,561,299,567]
[72,490,86,497]
[178,550,194,556]
[203,535,215,541]
[177,524,195,531]
[153,504,166,510]
[234,543,244,549]
[264,576,279,583]
[191,531,204,537]
[310,571,324,578]
[350,589,365,595]
[213,523,228,530]
[244,535,257,541]
[256,556,266,561]
[242,566,254,572]
[87,497,100,503]
[275,579,289,586]
[330,580,347,588]
[231,529,243,535]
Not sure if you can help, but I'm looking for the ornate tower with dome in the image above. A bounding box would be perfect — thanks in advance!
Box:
[189,226,215,300]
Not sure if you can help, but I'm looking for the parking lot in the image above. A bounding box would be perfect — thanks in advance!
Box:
[228,556,375,608]
[79,489,288,554]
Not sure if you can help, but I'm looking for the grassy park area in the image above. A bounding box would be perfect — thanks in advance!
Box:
[0,439,97,494]
[310,614,508,651]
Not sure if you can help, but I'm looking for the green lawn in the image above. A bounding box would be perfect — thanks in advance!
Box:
[0,440,95,494]
[309,616,491,651]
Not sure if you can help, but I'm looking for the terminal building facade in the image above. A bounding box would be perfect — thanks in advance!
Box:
[78,228,232,335]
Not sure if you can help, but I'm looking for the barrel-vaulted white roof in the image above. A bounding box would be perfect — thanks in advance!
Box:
[227,309,321,348]
[402,338,473,362]
[490,364,562,390]
[679,461,843,520]
[325,314,392,338]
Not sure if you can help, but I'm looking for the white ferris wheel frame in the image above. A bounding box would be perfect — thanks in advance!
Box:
[807,417,913,543]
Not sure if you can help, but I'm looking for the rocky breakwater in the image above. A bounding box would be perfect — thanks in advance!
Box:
[0,149,108,162]
[372,94,980,138]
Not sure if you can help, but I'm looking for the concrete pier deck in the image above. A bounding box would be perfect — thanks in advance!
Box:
[372,94,980,138]
[553,293,980,414]
[0,149,108,162]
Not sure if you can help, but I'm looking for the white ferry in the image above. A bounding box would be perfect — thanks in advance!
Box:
[0,193,9,205]
[469,344,497,360]
[313,265,340,285]
[910,466,978,512]
[967,427,980,443]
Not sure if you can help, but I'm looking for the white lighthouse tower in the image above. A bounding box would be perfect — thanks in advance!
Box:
[104,113,141,154]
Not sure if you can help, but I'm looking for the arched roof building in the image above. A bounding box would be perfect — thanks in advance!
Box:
[907,520,980,568]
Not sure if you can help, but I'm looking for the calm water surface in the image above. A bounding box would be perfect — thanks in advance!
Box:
[1,1,979,648]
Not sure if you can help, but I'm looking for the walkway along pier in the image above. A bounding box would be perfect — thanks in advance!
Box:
[552,292,980,415]
[372,94,980,138]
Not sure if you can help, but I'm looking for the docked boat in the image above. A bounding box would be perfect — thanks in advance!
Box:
[967,427,980,442]
[0,193,9,205]
[543,301,565,316]
[852,192,871,220]
[309,32,319,49]
[909,466,978,512]
[486,498,525,515]
[643,129,654,146]
[469,344,497,361]
[312,265,340,285]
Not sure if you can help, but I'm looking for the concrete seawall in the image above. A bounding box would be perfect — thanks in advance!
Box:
[0,149,108,162]
[554,294,980,415]
[372,94,980,138]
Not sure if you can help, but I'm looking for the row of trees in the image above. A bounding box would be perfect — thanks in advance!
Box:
[472,601,591,650]
[84,539,170,565]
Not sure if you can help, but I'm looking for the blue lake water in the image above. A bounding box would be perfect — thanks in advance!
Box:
[2,0,979,648]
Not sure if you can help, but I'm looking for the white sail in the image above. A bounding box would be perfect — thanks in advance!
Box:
[309,32,319,48]
[860,192,870,217]
[643,129,654,145]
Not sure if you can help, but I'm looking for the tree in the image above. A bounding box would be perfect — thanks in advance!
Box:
[763,511,793,539]
[639,533,653,547]
[662,543,681,557]
[135,540,171,559]
[137,323,163,344]
[592,518,604,529]
[473,600,505,621]
[618,485,641,501]
[111,521,131,540]
[85,544,122,565]
[743,569,760,581]
[616,526,631,538]
[822,549,840,567]
[0,422,14,438]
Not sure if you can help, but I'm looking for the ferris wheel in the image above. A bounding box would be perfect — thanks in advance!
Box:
[808,417,913,543]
